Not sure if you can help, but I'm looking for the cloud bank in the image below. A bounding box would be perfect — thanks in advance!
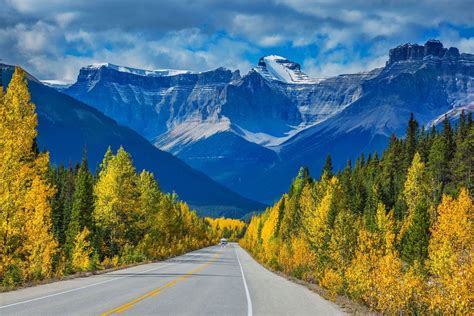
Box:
[0,0,473,80]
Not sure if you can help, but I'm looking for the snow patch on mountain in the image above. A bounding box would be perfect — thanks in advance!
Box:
[235,122,321,148]
[86,63,194,77]
[255,55,322,84]
[41,79,74,90]
[427,102,474,127]
[154,118,232,153]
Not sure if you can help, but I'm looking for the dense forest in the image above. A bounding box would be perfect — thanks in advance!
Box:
[241,112,473,314]
[0,68,244,290]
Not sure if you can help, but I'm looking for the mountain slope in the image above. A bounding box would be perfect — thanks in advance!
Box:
[0,63,265,217]
[252,41,474,201]
[63,40,474,203]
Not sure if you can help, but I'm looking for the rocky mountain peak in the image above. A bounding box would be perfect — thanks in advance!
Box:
[387,39,460,65]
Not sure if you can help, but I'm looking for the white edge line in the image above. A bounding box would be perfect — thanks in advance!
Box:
[0,249,210,310]
[235,245,253,316]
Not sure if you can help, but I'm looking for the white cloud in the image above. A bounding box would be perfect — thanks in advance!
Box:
[304,55,386,78]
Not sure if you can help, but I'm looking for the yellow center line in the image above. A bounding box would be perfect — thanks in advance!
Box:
[101,251,222,316]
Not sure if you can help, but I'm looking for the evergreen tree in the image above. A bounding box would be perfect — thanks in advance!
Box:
[427,135,447,203]
[405,113,419,168]
[451,125,474,194]
[457,110,467,140]
[339,160,354,213]
[322,154,333,178]
[381,135,405,211]
[50,165,75,245]
[442,115,455,162]
[400,202,429,265]
[65,153,94,263]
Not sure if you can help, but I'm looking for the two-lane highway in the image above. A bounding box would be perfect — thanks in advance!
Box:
[0,243,345,315]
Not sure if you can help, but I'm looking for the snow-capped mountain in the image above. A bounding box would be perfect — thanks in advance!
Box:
[254,55,321,84]
[64,40,474,203]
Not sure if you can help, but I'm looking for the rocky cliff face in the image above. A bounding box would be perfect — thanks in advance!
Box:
[387,40,461,65]
[64,40,474,203]
[68,65,239,140]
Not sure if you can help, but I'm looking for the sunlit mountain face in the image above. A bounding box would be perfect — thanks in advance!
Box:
[63,40,474,203]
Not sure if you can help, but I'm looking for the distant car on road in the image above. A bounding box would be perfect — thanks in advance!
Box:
[219,238,227,246]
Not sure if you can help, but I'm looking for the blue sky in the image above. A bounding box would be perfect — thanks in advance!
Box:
[1,0,473,81]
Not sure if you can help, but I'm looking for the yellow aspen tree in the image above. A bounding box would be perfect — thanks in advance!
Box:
[346,204,404,312]
[0,68,57,285]
[400,153,430,241]
[323,210,359,297]
[289,235,314,280]
[304,177,339,279]
[93,147,139,257]
[427,188,473,314]
[240,215,260,253]
[23,173,58,280]
[299,182,316,222]
[206,217,246,241]
[260,203,279,263]
[138,170,160,232]
[71,228,93,272]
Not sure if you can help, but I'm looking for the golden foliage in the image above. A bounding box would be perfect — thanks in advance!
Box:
[72,228,93,272]
[206,217,246,241]
[321,268,343,299]
[346,205,417,313]
[0,68,57,285]
[427,188,473,314]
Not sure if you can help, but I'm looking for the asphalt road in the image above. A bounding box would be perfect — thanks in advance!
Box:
[0,243,345,315]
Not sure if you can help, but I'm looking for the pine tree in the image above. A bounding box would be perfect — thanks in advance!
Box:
[400,202,430,265]
[457,110,467,141]
[451,118,473,194]
[405,113,419,168]
[427,135,447,203]
[65,153,94,263]
[322,154,333,178]
[72,153,94,230]
[442,115,455,162]
[52,165,76,245]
